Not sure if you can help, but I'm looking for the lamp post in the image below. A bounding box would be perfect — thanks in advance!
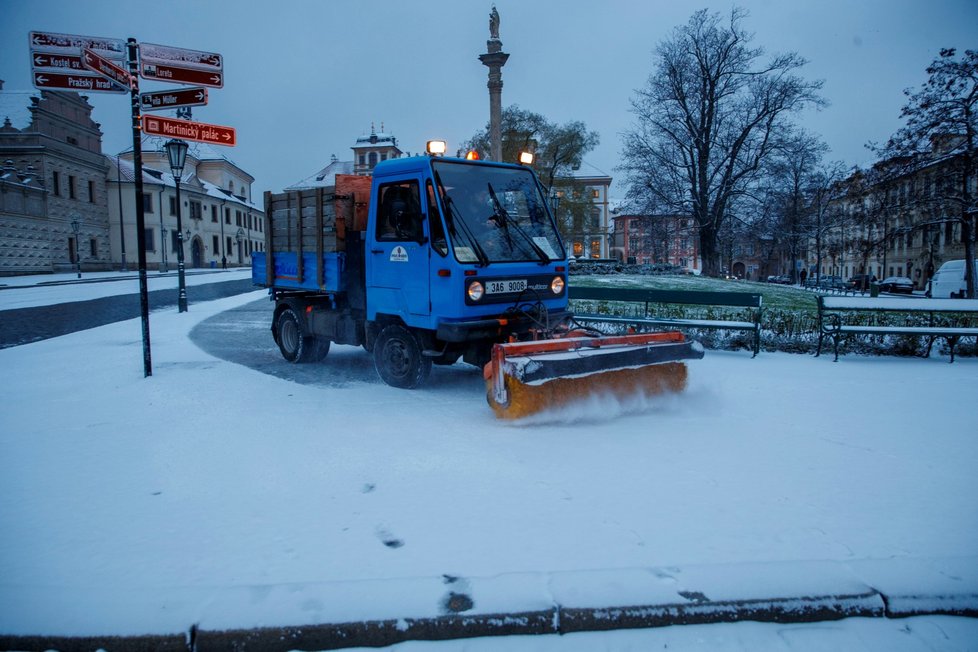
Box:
[70,215,81,279]
[164,139,189,312]
[235,227,244,265]
[161,227,168,273]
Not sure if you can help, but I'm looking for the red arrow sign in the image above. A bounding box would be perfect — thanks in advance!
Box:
[82,48,133,89]
[141,115,236,147]
[29,30,125,58]
[140,62,223,88]
[31,53,85,71]
[139,42,222,70]
[33,71,127,94]
[140,87,208,111]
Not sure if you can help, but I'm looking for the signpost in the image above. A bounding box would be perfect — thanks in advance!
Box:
[140,62,223,88]
[139,42,224,88]
[141,115,236,146]
[81,48,133,90]
[28,30,234,378]
[140,87,208,111]
[33,71,126,93]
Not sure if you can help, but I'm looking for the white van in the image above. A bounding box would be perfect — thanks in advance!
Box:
[929,259,978,298]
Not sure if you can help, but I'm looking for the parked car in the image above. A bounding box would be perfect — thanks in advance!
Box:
[848,274,877,290]
[817,275,847,290]
[879,276,914,294]
[766,275,792,284]
[929,259,978,298]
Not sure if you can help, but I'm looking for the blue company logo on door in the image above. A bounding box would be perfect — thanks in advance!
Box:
[390,246,409,262]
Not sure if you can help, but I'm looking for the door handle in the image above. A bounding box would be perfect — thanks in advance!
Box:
[370,248,384,254]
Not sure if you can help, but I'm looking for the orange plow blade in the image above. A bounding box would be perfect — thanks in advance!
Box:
[484,331,704,419]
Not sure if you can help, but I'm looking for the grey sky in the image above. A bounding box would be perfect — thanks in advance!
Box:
[2,0,976,199]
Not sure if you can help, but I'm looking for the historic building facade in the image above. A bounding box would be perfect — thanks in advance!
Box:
[0,84,112,275]
[552,164,613,259]
[809,137,976,289]
[611,214,701,271]
[108,142,264,271]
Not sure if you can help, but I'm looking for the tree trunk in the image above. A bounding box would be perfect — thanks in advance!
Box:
[699,223,721,276]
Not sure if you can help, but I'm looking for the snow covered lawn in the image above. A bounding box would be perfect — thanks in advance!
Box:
[1,289,976,646]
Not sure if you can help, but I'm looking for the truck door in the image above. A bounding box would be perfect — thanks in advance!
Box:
[368,178,430,316]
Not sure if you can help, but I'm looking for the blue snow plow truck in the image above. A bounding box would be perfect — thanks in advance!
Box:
[253,143,702,418]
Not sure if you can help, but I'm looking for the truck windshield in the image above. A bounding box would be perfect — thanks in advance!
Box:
[432,160,565,265]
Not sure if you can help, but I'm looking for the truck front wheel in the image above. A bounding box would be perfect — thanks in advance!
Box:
[276,307,329,363]
[374,325,431,389]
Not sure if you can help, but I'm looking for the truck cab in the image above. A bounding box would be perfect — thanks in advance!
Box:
[366,156,568,343]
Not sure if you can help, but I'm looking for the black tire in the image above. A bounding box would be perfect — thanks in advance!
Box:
[374,324,431,388]
[276,307,329,363]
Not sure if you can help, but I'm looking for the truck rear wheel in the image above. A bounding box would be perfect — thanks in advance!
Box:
[277,307,329,363]
[374,324,431,389]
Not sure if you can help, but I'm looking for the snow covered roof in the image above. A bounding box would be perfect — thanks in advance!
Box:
[353,131,397,148]
[106,155,262,211]
[0,90,41,131]
[285,158,355,190]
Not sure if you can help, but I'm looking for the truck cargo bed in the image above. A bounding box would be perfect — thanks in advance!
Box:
[252,251,345,293]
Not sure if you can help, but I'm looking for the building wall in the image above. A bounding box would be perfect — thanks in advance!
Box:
[0,90,112,275]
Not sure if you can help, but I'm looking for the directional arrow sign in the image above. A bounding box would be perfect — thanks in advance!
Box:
[33,71,127,94]
[29,30,125,59]
[140,62,223,88]
[31,52,85,71]
[140,87,209,111]
[141,115,236,147]
[82,48,133,90]
[139,42,222,70]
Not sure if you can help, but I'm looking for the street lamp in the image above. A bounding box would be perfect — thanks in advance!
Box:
[164,138,189,312]
[70,215,82,279]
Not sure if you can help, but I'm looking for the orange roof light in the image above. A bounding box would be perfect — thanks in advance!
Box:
[465,150,480,160]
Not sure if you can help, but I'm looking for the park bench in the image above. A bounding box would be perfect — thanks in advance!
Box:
[568,286,763,357]
[816,295,978,362]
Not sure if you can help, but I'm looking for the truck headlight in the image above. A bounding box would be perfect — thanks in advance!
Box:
[550,276,564,295]
[468,281,484,302]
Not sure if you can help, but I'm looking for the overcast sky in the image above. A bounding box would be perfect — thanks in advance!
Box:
[2,0,976,199]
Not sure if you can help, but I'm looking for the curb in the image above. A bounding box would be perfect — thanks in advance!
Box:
[3,558,977,651]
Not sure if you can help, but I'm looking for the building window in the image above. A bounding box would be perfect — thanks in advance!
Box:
[89,238,97,258]
[591,188,599,199]
[143,193,153,213]
[358,154,366,166]
[572,242,583,257]
[68,237,76,263]
[68,175,76,199]
[169,196,177,215]
[171,230,181,254]
[190,200,202,220]
[225,207,231,224]
[212,235,219,252]
[368,152,378,168]
[88,180,95,203]
[211,205,218,222]
[144,228,155,252]
[235,210,242,227]
[52,171,61,196]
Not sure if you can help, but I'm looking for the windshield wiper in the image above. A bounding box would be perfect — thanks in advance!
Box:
[435,172,490,267]
[486,182,551,265]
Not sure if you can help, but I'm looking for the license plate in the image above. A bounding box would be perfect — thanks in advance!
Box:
[486,279,527,294]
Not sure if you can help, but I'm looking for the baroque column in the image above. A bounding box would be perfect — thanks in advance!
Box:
[479,5,509,162]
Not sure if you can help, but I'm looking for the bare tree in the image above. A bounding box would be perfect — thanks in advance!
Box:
[619,7,824,277]
[883,48,978,297]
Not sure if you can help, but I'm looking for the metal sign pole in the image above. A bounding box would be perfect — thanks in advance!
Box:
[128,37,152,377]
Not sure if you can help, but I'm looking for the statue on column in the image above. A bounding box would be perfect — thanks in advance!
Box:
[489,5,500,40]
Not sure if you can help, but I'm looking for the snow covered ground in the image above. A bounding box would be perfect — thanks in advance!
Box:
[0,268,252,310]
[1,276,977,649]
